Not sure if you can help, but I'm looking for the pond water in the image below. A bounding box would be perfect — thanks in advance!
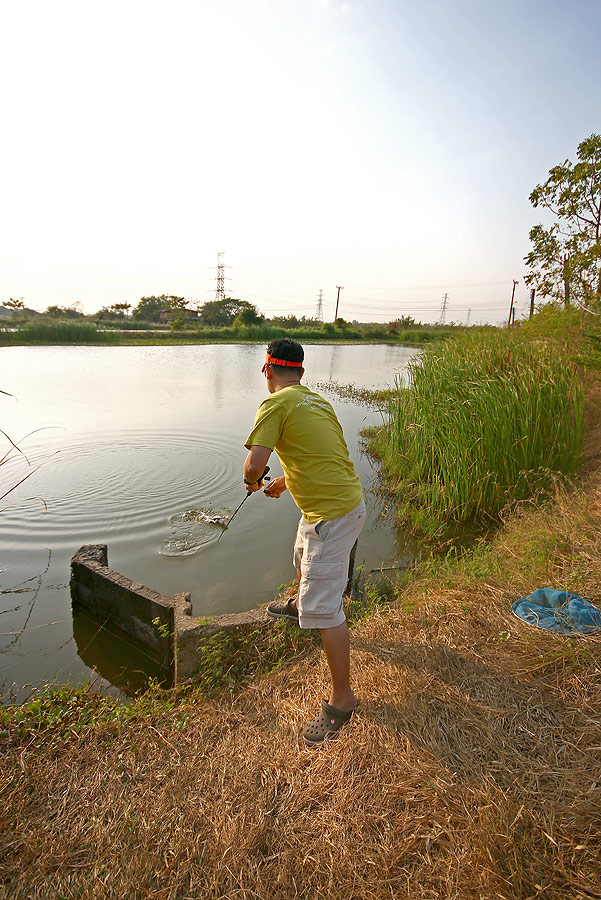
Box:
[1,343,417,702]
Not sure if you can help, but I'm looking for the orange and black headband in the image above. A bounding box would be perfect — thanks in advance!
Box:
[262,354,304,373]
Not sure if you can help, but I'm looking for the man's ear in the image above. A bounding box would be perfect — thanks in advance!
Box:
[299,366,305,379]
[265,366,273,380]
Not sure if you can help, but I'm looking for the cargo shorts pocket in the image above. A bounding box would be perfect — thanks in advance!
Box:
[314,520,331,541]
[300,558,345,580]
[299,558,347,617]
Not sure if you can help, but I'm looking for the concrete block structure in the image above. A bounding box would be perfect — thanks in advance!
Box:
[70,545,270,685]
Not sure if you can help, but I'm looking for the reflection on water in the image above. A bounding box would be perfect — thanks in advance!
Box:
[72,606,172,694]
[1,343,417,702]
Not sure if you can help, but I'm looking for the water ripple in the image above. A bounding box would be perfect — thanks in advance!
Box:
[0,429,243,550]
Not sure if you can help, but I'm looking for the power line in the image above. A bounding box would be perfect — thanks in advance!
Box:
[232,277,513,302]
[250,299,510,316]
[242,293,511,312]
[346,279,513,291]
[220,269,518,313]
[220,269,317,300]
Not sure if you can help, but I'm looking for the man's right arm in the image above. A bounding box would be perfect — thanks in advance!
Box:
[244,396,284,491]
[243,445,272,492]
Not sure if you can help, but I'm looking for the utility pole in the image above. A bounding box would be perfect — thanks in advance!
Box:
[563,254,571,308]
[439,292,449,325]
[334,286,344,320]
[508,279,518,327]
[465,308,471,327]
[314,290,323,322]
[529,288,536,319]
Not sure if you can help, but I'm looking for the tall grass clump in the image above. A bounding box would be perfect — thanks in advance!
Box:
[396,327,458,344]
[372,328,584,536]
[1,322,114,344]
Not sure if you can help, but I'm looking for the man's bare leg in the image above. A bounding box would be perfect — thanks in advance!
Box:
[320,621,358,713]
[294,568,357,712]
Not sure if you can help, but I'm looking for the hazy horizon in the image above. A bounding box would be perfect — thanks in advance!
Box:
[1,0,599,326]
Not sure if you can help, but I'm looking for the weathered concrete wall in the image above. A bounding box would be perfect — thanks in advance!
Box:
[70,545,176,671]
[70,545,271,684]
[174,604,269,681]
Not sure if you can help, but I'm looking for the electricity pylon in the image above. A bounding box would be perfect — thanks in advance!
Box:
[315,290,323,322]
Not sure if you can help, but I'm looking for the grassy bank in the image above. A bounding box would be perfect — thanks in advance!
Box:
[366,321,585,540]
[0,320,465,346]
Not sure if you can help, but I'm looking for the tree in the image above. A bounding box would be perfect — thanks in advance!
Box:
[198,298,259,327]
[44,304,83,319]
[269,315,321,330]
[525,133,601,309]
[270,314,301,329]
[112,302,131,317]
[386,315,416,334]
[132,295,186,322]
[5,298,25,311]
[233,303,264,327]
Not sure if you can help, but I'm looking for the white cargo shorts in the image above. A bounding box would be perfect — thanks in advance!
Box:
[293,499,366,630]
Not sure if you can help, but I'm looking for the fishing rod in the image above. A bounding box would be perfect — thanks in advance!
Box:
[218,465,270,541]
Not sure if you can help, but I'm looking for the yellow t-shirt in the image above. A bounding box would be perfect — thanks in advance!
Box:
[245,384,363,524]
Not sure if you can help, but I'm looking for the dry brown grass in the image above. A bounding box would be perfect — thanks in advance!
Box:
[3,544,601,898]
[2,413,601,899]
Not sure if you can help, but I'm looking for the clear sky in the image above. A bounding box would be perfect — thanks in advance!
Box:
[1,0,599,324]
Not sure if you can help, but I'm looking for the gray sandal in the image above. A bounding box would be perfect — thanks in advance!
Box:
[302,700,357,746]
[267,598,299,622]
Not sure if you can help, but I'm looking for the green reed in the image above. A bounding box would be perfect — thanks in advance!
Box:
[0,322,115,344]
[374,329,584,533]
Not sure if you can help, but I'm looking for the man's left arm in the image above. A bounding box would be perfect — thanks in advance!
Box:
[243,445,272,493]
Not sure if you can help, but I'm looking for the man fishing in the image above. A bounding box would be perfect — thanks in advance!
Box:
[243,338,365,746]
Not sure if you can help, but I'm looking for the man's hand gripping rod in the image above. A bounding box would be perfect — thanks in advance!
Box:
[217,466,270,541]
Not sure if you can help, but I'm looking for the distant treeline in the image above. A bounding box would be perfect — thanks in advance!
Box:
[0,319,475,346]
[1,296,479,343]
